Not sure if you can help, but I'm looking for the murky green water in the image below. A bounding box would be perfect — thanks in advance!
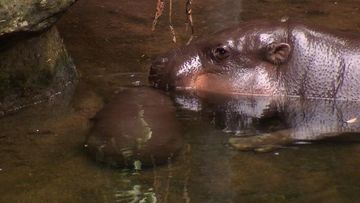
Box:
[2,0,360,202]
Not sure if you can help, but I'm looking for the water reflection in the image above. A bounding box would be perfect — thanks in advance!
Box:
[114,183,157,202]
[173,91,360,152]
[108,146,193,203]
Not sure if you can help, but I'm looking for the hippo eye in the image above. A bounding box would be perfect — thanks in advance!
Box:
[212,47,230,61]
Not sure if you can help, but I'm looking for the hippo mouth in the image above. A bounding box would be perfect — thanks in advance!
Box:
[192,71,283,97]
[192,73,232,92]
[150,57,283,97]
[149,60,224,92]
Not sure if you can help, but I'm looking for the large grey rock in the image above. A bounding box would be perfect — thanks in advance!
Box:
[0,0,77,36]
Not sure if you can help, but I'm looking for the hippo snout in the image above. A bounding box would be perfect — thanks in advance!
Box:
[148,20,294,95]
[149,56,169,89]
[149,48,204,91]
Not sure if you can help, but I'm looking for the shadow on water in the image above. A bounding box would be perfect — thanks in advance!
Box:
[2,0,360,202]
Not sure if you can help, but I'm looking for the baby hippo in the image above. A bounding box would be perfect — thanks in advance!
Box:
[85,87,183,168]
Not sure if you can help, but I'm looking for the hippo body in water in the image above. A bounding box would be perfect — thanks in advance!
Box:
[148,19,360,151]
[87,20,360,167]
[185,92,360,152]
[149,19,360,101]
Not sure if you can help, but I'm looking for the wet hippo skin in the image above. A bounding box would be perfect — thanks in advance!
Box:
[148,19,360,151]
[149,19,360,101]
[85,87,183,167]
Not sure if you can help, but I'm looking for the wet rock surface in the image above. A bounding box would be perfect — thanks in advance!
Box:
[0,0,77,115]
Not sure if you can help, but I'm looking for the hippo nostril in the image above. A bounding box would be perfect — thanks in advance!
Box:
[159,57,168,63]
[149,54,176,90]
[149,56,169,81]
[152,57,168,67]
[148,74,160,82]
[149,63,165,87]
[149,67,158,75]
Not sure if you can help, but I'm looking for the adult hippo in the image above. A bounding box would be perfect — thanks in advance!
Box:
[148,19,360,151]
[149,19,360,100]
[86,19,360,167]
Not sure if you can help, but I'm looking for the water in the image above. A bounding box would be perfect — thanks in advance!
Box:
[1,0,360,202]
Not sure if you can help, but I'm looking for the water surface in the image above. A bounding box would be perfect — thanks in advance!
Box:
[1,0,360,202]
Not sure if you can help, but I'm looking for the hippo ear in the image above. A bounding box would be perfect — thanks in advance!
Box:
[265,42,291,65]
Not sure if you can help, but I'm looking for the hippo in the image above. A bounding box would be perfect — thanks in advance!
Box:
[149,19,360,100]
[148,19,360,151]
[85,87,183,168]
[86,19,360,167]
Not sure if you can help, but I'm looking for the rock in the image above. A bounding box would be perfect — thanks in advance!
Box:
[0,0,77,36]
[0,26,77,114]
[0,0,77,115]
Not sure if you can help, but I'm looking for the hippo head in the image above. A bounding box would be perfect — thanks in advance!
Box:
[149,20,292,96]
